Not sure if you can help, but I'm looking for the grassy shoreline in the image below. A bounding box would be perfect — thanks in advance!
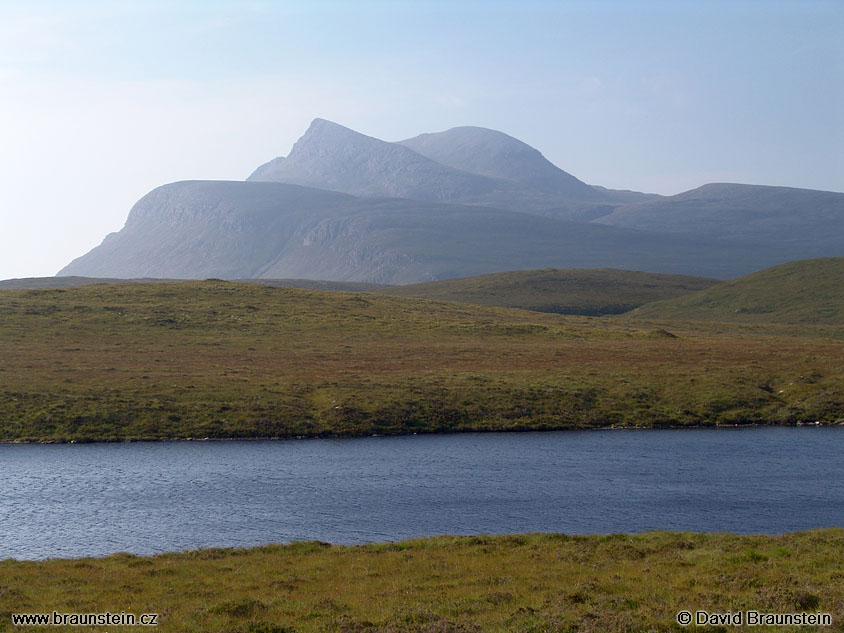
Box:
[2,530,843,632]
[0,420,840,445]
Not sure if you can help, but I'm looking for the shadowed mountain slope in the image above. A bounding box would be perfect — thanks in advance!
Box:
[378,268,719,315]
[632,257,844,324]
[57,180,780,283]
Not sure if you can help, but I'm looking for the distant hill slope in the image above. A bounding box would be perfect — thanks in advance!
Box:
[0,276,385,292]
[57,180,788,283]
[0,276,161,289]
[632,257,844,324]
[379,268,719,315]
[232,279,388,292]
[594,183,844,261]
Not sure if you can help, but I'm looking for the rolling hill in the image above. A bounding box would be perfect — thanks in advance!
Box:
[379,268,719,315]
[632,257,844,324]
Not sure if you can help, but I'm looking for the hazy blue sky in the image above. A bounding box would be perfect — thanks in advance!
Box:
[1,0,841,279]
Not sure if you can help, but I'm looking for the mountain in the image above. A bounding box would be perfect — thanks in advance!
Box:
[594,183,844,261]
[398,126,657,206]
[247,119,632,221]
[378,268,719,315]
[59,119,844,283]
[397,126,600,198]
[631,257,844,324]
[57,180,778,283]
[248,118,503,202]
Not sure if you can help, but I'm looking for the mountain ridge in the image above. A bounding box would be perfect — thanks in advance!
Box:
[59,118,844,283]
[248,118,510,201]
[247,119,635,221]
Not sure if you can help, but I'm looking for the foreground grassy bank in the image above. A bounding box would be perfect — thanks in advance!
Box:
[1,282,844,442]
[2,531,842,632]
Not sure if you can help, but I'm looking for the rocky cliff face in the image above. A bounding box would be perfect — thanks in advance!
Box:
[60,181,360,279]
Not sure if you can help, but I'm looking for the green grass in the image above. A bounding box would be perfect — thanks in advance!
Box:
[379,268,718,315]
[632,257,844,324]
[1,281,844,442]
[1,530,842,632]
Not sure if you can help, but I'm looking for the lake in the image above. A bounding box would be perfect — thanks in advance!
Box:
[1,427,842,560]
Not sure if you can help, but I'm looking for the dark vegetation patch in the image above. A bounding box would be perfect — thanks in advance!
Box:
[379,267,718,316]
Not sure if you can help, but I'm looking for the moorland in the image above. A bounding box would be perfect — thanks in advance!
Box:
[3,260,844,633]
[2,258,843,443]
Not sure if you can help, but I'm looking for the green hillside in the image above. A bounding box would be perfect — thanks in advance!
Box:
[379,268,718,315]
[633,257,844,324]
[2,281,844,442]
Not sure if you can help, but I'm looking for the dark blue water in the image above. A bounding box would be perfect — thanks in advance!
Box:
[1,427,842,560]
